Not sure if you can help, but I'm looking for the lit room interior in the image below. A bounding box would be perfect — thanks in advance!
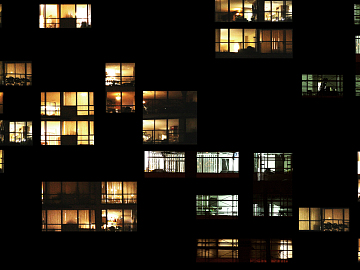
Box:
[144,151,185,173]
[0,61,32,86]
[0,150,3,173]
[299,208,350,232]
[143,119,180,143]
[106,91,135,113]
[102,209,136,232]
[215,0,292,22]
[302,74,343,97]
[0,92,3,113]
[197,152,239,174]
[41,120,94,145]
[105,63,135,86]
[101,182,137,204]
[41,92,94,116]
[39,4,91,28]
[196,195,238,218]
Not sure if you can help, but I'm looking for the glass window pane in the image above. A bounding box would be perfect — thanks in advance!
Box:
[122,63,135,77]
[143,120,154,130]
[299,207,309,220]
[62,182,77,194]
[76,4,87,18]
[47,210,61,224]
[77,121,88,135]
[155,91,167,99]
[168,91,182,99]
[221,29,228,42]
[155,119,167,130]
[143,91,154,99]
[230,29,243,42]
[46,4,59,18]
[78,210,89,225]
[77,92,88,105]
[122,91,135,105]
[61,4,75,18]
[63,92,76,106]
[311,208,321,220]
[62,121,76,135]
[62,210,77,224]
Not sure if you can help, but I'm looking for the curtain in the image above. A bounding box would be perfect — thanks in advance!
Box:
[62,121,76,135]
[63,210,77,224]
[63,92,76,106]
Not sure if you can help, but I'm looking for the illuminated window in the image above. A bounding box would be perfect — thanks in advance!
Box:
[1,62,32,86]
[39,4,91,28]
[143,119,180,143]
[0,4,2,27]
[254,153,292,181]
[197,152,239,175]
[215,29,292,57]
[196,195,238,219]
[106,91,135,113]
[356,76,360,96]
[101,182,137,204]
[250,239,292,263]
[358,239,360,261]
[0,110,39,144]
[253,194,292,217]
[101,209,137,232]
[41,92,61,116]
[143,91,197,144]
[41,120,94,145]
[270,239,292,263]
[302,74,343,97]
[61,92,94,115]
[144,151,185,173]
[196,239,238,263]
[356,36,360,55]
[42,209,95,231]
[215,0,292,22]
[0,150,3,173]
[0,92,3,114]
[299,208,350,232]
[355,4,360,25]
[105,63,135,86]
[9,121,32,144]
[41,121,60,145]
[42,182,96,204]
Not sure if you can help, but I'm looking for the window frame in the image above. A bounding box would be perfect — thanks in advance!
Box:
[302,74,343,97]
[1,62,32,86]
[196,239,239,263]
[299,207,350,232]
[105,63,135,87]
[0,149,3,173]
[101,181,137,204]
[106,91,135,113]
[144,151,185,173]
[41,120,94,145]
[101,208,137,232]
[39,4,91,28]
[254,153,292,181]
[215,0,292,22]
[215,28,292,55]
[42,209,96,232]
[196,194,238,219]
